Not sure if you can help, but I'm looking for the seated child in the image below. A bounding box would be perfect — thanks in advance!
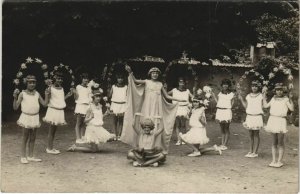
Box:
[127,114,166,167]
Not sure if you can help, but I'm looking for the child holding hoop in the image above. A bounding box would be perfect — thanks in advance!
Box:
[238,80,264,158]
[109,73,128,141]
[73,72,91,144]
[263,83,294,168]
[168,77,193,145]
[211,79,235,150]
[43,71,73,154]
[13,75,49,163]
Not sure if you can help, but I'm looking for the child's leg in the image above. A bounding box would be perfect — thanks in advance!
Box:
[21,128,30,158]
[219,123,225,145]
[175,117,181,143]
[127,150,144,164]
[113,114,118,140]
[253,130,260,154]
[271,133,278,163]
[224,122,230,146]
[199,146,217,154]
[180,138,199,152]
[28,129,37,157]
[75,115,82,140]
[69,143,98,152]
[80,116,86,138]
[118,114,124,137]
[47,125,57,150]
[277,133,285,164]
[248,130,254,153]
[142,153,166,166]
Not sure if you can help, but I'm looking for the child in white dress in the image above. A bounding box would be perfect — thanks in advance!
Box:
[212,79,235,150]
[68,89,115,152]
[238,80,264,158]
[109,74,127,140]
[168,77,193,145]
[263,83,294,168]
[179,96,222,157]
[13,75,49,163]
[127,114,166,167]
[43,71,73,154]
[73,73,91,144]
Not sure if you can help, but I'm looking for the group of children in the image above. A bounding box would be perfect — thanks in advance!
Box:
[13,66,294,168]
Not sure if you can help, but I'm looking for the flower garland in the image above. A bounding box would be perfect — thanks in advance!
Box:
[268,64,294,91]
[49,63,75,90]
[13,57,50,91]
[236,69,266,93]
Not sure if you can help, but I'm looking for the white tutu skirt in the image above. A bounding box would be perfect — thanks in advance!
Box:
[180,127,209,145]
[43,107,67,126]
[17,113,41,129]
[84,125,115,144]
[111,102,127,114]
[176,106,189,117]
[215,109,232,123]
[265,116,287,133]
[243,115,264,130]
[74,103,89,115]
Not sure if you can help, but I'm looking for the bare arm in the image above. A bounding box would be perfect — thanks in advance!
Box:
[287,93,294,111]
[65,89,74,100]
[167,90,173,96]
[73,87,79,101]
[162,87,186,102]
[38,91,49,107]
[188,91,194,101]
[262,93,271,108]
[238,94,247,109]
[13,91,22,110]
[132,114,141,135]
[125,64,146,85]
[154,127,164,137]
[84,107,94,123]
[211,91,218,103]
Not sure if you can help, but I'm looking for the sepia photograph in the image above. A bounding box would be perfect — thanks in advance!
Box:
[1,0,299,193]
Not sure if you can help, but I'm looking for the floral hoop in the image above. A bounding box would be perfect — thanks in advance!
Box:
[13,57,49,91]
[267,64,294,91]
[237,69,266,94]
[162,61,197,90]
[49,63,75,91]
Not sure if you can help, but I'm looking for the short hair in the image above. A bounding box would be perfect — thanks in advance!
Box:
[80,73,89,80]
[140,118,155,130]
[221,79,231,87]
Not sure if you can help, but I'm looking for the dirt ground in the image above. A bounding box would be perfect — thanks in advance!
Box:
[1,111,299,193]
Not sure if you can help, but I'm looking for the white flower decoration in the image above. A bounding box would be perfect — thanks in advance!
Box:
[103,96,108,102]
[65,66,69,70]
[262,86,268,93]
[288,75,293,81]
[69,70,73,74]
[203,99,210,106]
[203,86,212,93]
[289,83,294,89]
[41,64,48,70]
[54,66,58,70]
[44,72,49,78]
[60,63,64,67]
[26,57,33,63]
[244,71,249,75]
[268,72,275,79]
[263,80,269,85]
[255,72,260,76]
[13,79,20,85]
[250,69,255,72]
[16,72,23,78]
[35,58,42,63]
[278,64,284,70]
[205,93,211,99]
[93,83,100,88]
[106,103,111,108]
[21,63,27,69]
[273,67,278,72]
[99,88,104,93]
[196,88,203,95]
[71,81,75,86]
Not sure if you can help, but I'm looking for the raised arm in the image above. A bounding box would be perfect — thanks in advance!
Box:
[154,127,164,137]
[13,89,22,110]
[125,65,146,85]
[238,94,247,109]
[262,92,271,108]
[287,92,294,112]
